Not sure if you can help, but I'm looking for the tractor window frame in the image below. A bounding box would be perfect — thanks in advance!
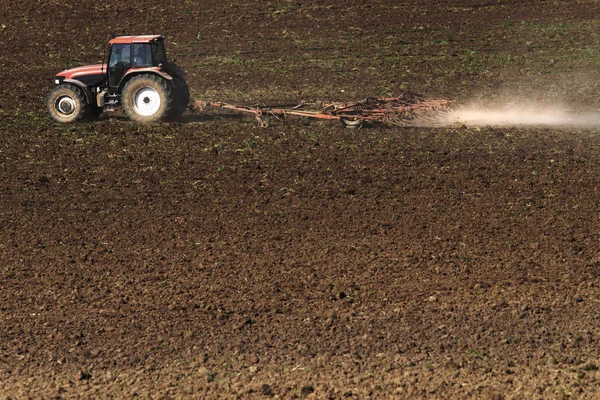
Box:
[107,43,132,89]
[151,39,168,66]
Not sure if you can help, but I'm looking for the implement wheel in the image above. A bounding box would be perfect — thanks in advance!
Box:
[340,117,363,129]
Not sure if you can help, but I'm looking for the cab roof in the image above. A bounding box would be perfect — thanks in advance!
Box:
[109,35,163,45]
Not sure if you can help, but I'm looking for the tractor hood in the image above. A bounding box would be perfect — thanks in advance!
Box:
[56,64,107,80]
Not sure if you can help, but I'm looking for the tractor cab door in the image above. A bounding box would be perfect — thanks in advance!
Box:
[107,44,131,91]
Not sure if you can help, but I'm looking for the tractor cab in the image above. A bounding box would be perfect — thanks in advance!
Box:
[106,35,168,92]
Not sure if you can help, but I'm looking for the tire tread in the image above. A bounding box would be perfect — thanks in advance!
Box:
[122,74,172,123]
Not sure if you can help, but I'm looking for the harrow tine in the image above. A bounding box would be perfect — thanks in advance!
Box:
[190,93,451,127]
[256,114,269,128]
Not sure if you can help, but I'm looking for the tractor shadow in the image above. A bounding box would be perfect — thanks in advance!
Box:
[179,112,382,129]
[179,112,246,124]
[96,112,385,130]
[95,112,246,124]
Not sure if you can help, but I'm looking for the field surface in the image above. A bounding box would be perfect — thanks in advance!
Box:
[2,0,600,398]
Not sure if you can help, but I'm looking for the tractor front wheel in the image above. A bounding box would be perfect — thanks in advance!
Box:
[122,74,172,123]
[46,84,90,123]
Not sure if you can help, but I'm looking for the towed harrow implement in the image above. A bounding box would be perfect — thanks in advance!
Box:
[191,92,451,128]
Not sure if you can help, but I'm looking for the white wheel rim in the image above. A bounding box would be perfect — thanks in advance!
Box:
[133,87,161,117]
[56,96,76,116]
[342,118,362,127]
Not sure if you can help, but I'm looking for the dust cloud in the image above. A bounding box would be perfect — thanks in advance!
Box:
[443,104,600,127]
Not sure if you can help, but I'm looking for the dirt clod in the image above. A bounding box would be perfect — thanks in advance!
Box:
[261,384,274,396]
[78,370,92,381]
[301,385,315,397]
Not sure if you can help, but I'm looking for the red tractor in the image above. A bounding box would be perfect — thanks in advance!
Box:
[45,35,189,123]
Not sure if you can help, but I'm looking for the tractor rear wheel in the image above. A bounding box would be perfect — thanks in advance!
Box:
[122,74,172,123]
[167,76,190,121]
[46,84,90,123]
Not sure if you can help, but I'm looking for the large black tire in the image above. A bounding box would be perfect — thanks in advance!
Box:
[45,84,91,123]
[167,76,190,121]
[122,74,172,123]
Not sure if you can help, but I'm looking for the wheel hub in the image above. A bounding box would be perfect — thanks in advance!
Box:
[133,87,161,117]
[56,96,76,115]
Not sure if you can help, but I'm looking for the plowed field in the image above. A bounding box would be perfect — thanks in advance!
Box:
[2,0,600,398]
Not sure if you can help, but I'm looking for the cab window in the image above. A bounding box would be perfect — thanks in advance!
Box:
[109,44,131,67]
[133,43,152,67]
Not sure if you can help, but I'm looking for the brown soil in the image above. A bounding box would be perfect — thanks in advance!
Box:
[2,1,600,398]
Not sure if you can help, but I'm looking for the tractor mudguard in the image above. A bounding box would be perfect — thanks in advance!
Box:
[118,68,173,92]
[63,79,95,104]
